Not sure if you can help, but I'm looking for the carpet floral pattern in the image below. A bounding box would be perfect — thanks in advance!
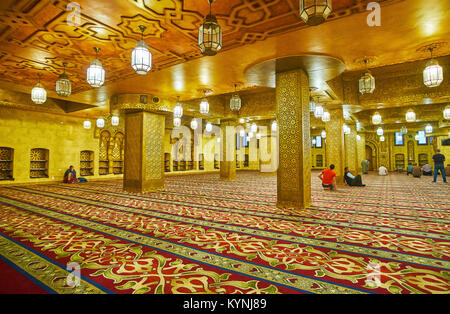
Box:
[0,172,448,294]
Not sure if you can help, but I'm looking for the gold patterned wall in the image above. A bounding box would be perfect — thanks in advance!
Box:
[144,113,164,181]
[345,124,358,173]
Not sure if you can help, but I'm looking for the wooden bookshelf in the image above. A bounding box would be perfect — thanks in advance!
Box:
[99,160,109,175]
[316,155,323,168]
[30,148,49,179]
[173,160,179,171]
[418,154,428,167]
[395,154,405,170]
[80,151,94,176]
[214,154,219,169]
[113,160,123,175]
[164,153,171,172]
[198,154,204,170]
[0,147,14,181]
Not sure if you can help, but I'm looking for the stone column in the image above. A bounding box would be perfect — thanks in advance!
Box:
[276,69,311,209]
[123,111,165,193]
[220,121,236,181]
[326,108,345,186]
[345,124,358,173]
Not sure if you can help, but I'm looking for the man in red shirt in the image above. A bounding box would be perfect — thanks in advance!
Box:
[319,164,337,191]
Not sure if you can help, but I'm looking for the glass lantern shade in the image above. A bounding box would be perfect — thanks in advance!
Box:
[380,136,385,142]
[299,0,332,26]
[190,119,198,130]
[131,40,152,75]
[314,104,324,118]
[96,118,105,128]
[56,73,71,97]
[173,103,183,118]
[443,106,450,120]
[198,14,222,56]
[205,122,212,132]
[423,59,443,88]
[372,112,382,125]
[359,71,375,94]
[83,120,91,130]
[321,130,326,138]
[322,111,330,122]
[425,124,433,133]
[31,83,47,104]
[405,110,416,122]
[312,139,316,145]
[173,118,181,128]
[376,127,384,136]
[256,133,261,140]
[415,134,420,141]
[111,116,119,126]
[248,132,254,139]
[230,94,242,111]
[87,59,105,88]
[199,98,209,114]
[271,121,278,132]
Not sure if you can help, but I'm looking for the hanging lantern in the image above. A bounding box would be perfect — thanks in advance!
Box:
[199,98,209,114]
[314,104,324,118]
[405,110,416,122]
[205,122,213,132]
[299,0,332,26]
[321,130,326,138]
[83,120,91,130]
[31,74,47,104]
[343,110,350,120]
[376,127,384,136]
[251,123,257,133]
[173,117,181,128]
[230,84,242,111]
[401,126,408,134]
[111,116,119,126]
[248,131,254,139]
[173,97,183,118]
[443,106,450,120]
[271,121,278,132]
[96,118,105,128]
[322,111,330,122]
[380,136,385,142]
[131,25,152,75]
[312,138,316,145]
[425,124,433,133]
[309,98,316,112]
[190,119,198,130]
[87,47,105,88]
[423,47,443,88]
[356,121,362,131]
[359,59,375,94]
[239,118,245,123]
[198,0,222,56]
[372,112,382,125]
[217,137,221,143]
[56,62,71,97]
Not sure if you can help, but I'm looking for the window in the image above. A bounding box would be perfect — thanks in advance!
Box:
[315,136,322,148]
[311,136,314,148]
[394,132,404,146]
[417,130,427,145]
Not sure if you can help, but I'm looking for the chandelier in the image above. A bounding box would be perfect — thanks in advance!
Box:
[423,47,443,88]
[314,103,324,118]
[443,106,450,120]
[425,124,433,133]
[359,59,375,94]
[376,127,384,136]
[31,73,47,104]
[87,47,105,88]
[230,84,242,111]
[321,130,326,138]
[405,110,416,122]
[401,126,408,134]
[205,122,212,132]
[190,119,198,130]
[173,97,183,118]
[173,117,181,128]
[96,118,105,128]
[131,25,152,75]
[380,136,385,142]
[271,121,278,132]
[83,120,91,130]
[198,0,222,56]
[322,111,330,122]
[111,116,119,126]
[199,95,209,114]
[299,0,332,26]
[56,62,71,97]
[372,112,382,125]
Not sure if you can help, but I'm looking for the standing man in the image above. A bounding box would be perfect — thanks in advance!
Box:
[319,164,337,191]
[432,149,447,183]
[361,159,369,174]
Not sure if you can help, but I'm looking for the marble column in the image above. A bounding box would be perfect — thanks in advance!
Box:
[220,121,236,181]
[326,108,345,186]
[276,69,311,209]
[123,111,165,193]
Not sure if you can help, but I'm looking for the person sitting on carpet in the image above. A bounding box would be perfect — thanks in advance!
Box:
[64,166,87,183]
[411,163,421,178]
[318,164,337,191]
[344,167,366,187]
[406,163,413,176]
[422,163,432,176]
[378,165,388,176]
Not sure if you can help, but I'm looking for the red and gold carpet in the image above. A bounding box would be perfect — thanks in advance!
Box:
[0,171,448,294]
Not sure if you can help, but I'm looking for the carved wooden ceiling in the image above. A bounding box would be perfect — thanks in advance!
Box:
[0,0,449,122]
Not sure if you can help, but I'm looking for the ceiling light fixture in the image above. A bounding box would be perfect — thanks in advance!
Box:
[423,47,443,88]
[31,73,47,104]
[56,62,71,97]
[405,110,416,122]
[372,112,382,125]
[299,0,332,26]
[198,0,222,56]
[230,84,242,111]
[87,47,105,88]
[359,59,375,94]
[131,25,152,75]
[173,96,183,118]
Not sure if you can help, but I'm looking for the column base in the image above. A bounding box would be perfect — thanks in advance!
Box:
[276,200,311,210]
[123,179,164,193]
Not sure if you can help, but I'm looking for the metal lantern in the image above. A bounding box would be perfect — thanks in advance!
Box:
[111,116,119,126]
[173,117,181,128]
[205,122,213,132]
[131,25,152,75]
[423,48,443,88]
[256,133,261,140]
[31,74,47,104]
[444,106,450,120]
[230,84,241,111]
[190,119,198,130]
[83,120,91,130]
[87,47,105,88]
[322,111,330,122]
[56,62,71,97]
[173,97,183,118]
[372,112,382,125]
[425,124,433,134]
[380,136,385,142]
[248,131,254,139]
[198,0,222,56]
[356,121,362,131]
[199,98,209,114]
[299,0,332,26]
[310,98,316,112]
[359,59,375,94]
[314,104,324,118]
[321,130,326,138]
[96,118,105,128]
[415,134,420,141]
[271,121,278,132]
[405,110,416,122]
[376,127,384,136]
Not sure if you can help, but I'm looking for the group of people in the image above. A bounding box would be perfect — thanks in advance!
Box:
[319,149,447,191]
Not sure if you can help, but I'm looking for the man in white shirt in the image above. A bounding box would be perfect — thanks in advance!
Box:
[379,165,388,176]
[344,167,366,186]
[422,164,432,176]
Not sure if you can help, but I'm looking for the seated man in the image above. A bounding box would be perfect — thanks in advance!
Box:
[411,163,421,178]
[406,163,413,176]
[422,163,433,176]
[318,164,337,191]
[64,166,87,183]
[378,165,388,176]
[344,167,366,187]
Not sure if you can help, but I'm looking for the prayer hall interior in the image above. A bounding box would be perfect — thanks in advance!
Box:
[0,0,449,295]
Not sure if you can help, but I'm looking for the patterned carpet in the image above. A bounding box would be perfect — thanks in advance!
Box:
[0,171,448,294]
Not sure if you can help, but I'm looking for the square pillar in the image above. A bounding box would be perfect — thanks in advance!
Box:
[220,122,236,181]
[326,108,345,186]
[345,124,358,173]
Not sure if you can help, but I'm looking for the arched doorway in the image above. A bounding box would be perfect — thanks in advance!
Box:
[365,143,377,171]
